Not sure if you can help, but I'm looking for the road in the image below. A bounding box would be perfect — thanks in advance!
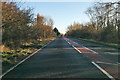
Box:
[2,36,119,79]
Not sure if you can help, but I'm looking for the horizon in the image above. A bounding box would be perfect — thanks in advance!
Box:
[20,2,94,34]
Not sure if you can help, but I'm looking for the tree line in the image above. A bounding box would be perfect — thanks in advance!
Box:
[2,2,56,50]
[66,2,120,43]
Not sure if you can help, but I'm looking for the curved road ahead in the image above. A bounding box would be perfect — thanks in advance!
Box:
[2,36,118,79]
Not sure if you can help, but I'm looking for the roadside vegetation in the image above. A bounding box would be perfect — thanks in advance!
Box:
[79,38,119,48]
[2,2,57,72]
[2,38,55,72]
[65,2,120,48]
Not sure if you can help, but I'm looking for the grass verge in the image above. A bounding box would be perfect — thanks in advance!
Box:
[79,38,120,48]
[2,38,55,73]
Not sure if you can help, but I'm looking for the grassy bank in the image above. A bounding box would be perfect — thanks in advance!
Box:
[2,37,55,73]
[79,38,120,48]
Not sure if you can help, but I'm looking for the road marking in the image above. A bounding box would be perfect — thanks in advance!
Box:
[1,48,42,79]
[0,40,54,78]
[92,62,115,80]
[73,41,99,54]
[76,47,88,49]
[64,38,82,53]
[72,45,82,53]
[96,61,119,66]
[117,62,120,64]
[83,46,98,54]
[64,37,115,80]
[73,41,79,45]
[65,38,98,54]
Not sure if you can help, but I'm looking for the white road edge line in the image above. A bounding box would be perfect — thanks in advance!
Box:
[0,40,54,79]
[64,39,82,53]
[96,61,119,66]
[72,45,82,53]
[92,62,115,80]
[70,38,117,79]
[68,39,98,54]
[83,46,98,54]
[74,41,98,54]
[64,37,115,80]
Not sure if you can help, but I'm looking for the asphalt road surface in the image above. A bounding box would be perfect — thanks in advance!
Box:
[2,36,119,79]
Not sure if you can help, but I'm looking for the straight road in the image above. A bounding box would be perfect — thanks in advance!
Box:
[2,36,117,79]
[69,37,119,79]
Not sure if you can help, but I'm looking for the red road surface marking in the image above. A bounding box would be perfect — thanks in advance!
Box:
[64,37,115,80]
[64,37,114,63]
[76,47,88,49]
